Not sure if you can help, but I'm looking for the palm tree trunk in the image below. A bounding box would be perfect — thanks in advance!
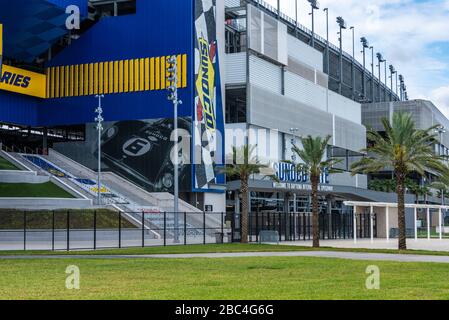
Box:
[396,170,407,250]
[311,174,320,248]
[240,176,249,244]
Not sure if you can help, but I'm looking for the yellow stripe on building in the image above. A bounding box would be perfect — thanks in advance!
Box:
[74,65,79,96]
[150,57,155,90]
[84,64,89,96]
[99,62,104,95]
[155,57,160,90]
[109,62,113,94]
[139,58,144,91]
[41,54,188,99]
[65,66,69,97]
[124,60,129,93]
[144,58,150,91]
[129,59,134,92]
[103,62,108,95]
[79,64,84,96]
[182,54,187,88]
[89,63,94,95]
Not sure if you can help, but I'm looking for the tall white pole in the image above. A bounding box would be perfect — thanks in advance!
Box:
[427,207,431,240]
[174,93,179,242]
[95,95,104,206]
[167,56,181,243]
[439,208,443,240]
[98,120,101,205]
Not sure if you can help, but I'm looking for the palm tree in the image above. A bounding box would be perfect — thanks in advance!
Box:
[290,135,341,248]
[222,145,275,243]
[431,179,449,204]
[405,178,421,204]
[351,112,446,250]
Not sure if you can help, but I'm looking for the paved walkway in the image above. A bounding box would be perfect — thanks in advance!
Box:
[2,251,449,263]
[283,238,449,252]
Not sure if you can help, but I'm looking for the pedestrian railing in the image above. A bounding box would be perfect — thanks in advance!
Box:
[0,210,230,251]
[231,212,376,243]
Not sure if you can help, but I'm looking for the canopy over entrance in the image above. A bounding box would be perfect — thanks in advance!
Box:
[344,201,449,244]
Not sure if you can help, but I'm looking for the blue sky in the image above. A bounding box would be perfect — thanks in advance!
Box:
[265,0,449,116]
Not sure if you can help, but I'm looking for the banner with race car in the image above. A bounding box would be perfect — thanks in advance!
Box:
[193,0,225,192]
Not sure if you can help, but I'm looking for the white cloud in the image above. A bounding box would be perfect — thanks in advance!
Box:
[265,0,449,116]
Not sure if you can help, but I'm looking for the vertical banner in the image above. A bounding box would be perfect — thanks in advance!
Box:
[193,0,225,191]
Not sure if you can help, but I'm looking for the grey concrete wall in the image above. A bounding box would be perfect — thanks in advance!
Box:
[0,171,49,184]
[0,198,92,210]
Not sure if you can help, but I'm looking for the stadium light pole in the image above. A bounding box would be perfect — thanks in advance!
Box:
[384,58,388,101]
[360,37,369,100]
[295,0,299,37]
[395,71,399,98]
[389,65,395,101]
[399,74,404,101]
[370,46,374,102]
[94,95,104,206]
[324,8,329,75]
[337,16,347,95]
[308,0,320,48]
[167,55,182,243]
[376,53,384,102]
[324,8,329,112]
[350,26,355,100]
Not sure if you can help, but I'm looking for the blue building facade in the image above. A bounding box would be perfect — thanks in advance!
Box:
[0,0,225,196]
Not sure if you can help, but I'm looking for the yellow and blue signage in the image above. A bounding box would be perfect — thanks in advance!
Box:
[0,65,47,98]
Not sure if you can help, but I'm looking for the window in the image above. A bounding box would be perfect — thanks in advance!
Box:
[226,88,247,124]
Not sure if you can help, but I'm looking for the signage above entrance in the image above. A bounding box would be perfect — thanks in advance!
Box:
[272,182,334,192]
[273,162,330,184]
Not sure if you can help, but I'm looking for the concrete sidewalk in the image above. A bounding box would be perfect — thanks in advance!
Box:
[283,239,449,252]
[2,250,449,264]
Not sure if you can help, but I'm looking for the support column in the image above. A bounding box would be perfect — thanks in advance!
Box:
[293,193,297,240]
[414,207,418,242]
[386,206,390,242]
[327,196,332,239]
[370,205,374,244]
[439,208,443,240]
[427,207,431,240]
[353,206,357,244]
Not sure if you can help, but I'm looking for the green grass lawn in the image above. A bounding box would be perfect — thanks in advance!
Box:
[0,182,74,198]
[1,255,449,299]
[0,156,20,170]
